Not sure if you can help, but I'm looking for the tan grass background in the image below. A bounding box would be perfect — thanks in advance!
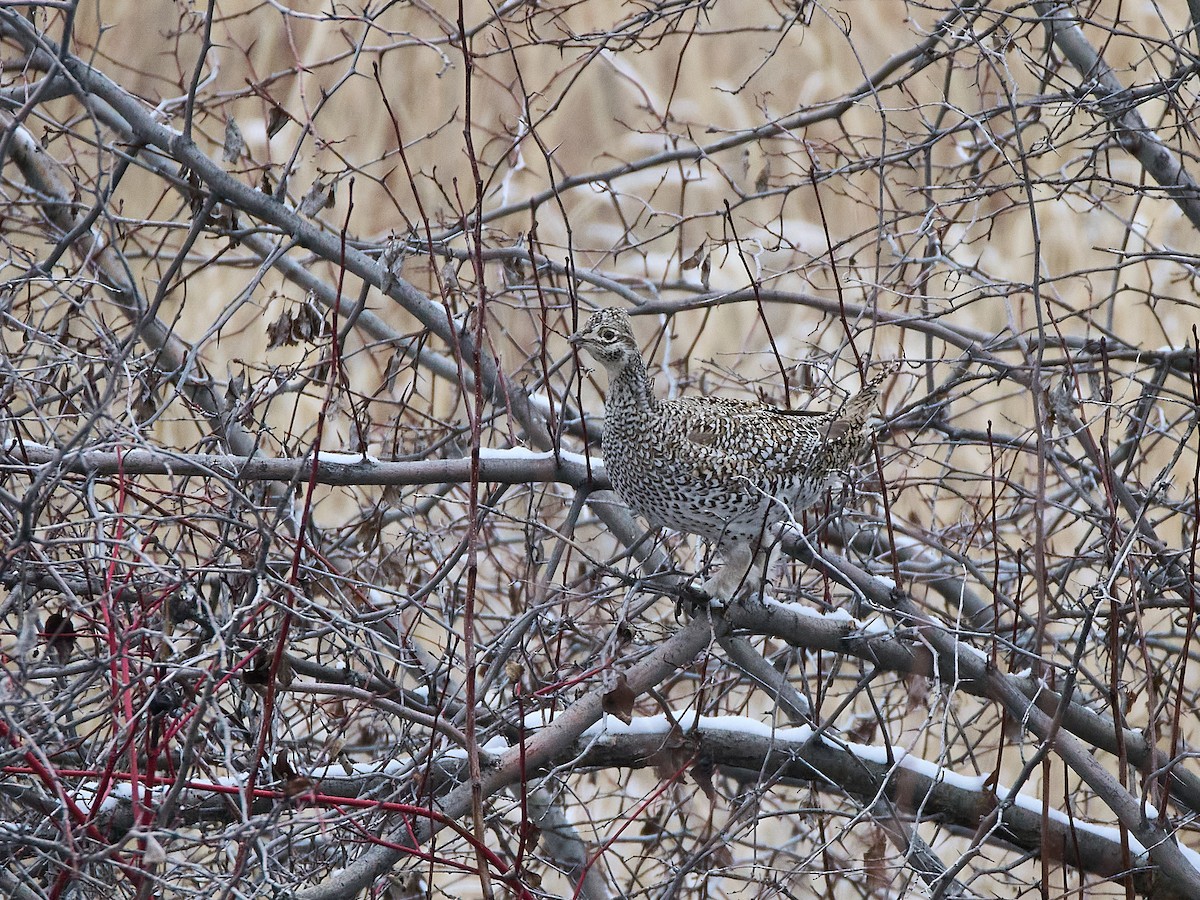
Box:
[5,0,1200,897]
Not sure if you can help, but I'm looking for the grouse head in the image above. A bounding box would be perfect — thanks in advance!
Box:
[568,308,642,374]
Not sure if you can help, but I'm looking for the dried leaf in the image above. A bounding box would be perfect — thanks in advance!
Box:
[266,103,289,139]
[43,611,76,662]
[222,117,245,162]
[847,715,878,745]
[276,653,294,687]
[754,161,771,192]
[681,240,707,270]
[299,296,329,339]
[639,812,665,836]
[266,295,330,348]
[148,685,183,716]
[384,871,427,900]
[905,674,930,713]
[602,673,636,724]
[324,698,347,719]
[225,371,245,407]
[284,775,316,799]
[298,177,335,217]
[141,834,166,866]
[501,254,526,286]
[864,826,890,893]
[709,842,733,869]
[243,647,291,689]
[265,310,294,349]
[795,363,814,392]
[134,380,161,425]
[244,654,270,686]
[650,729,692,781]
[383,350,407,392]
[615,621,634,647]
[691,758,717,802]
[274,750,296,780]
[179,167,210,215]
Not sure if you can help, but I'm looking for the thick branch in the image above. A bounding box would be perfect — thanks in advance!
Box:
[574,716,1176,897]
[294,614,720,900]
[1035,1,1200,230]
[790,540,1200,896]
[0,441,603,490]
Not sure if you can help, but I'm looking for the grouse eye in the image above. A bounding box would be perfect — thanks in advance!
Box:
[597,327,617,342]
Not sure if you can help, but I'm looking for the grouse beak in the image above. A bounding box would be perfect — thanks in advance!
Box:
[568,330,594,373]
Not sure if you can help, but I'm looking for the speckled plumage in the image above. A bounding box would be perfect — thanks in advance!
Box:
[570,307,886,600]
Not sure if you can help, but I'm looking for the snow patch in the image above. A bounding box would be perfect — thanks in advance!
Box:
[316,451,379,464]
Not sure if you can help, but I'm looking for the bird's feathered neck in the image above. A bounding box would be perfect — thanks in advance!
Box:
[605,351,659,414]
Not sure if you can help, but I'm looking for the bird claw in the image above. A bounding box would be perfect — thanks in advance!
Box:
[676,578,720,618]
